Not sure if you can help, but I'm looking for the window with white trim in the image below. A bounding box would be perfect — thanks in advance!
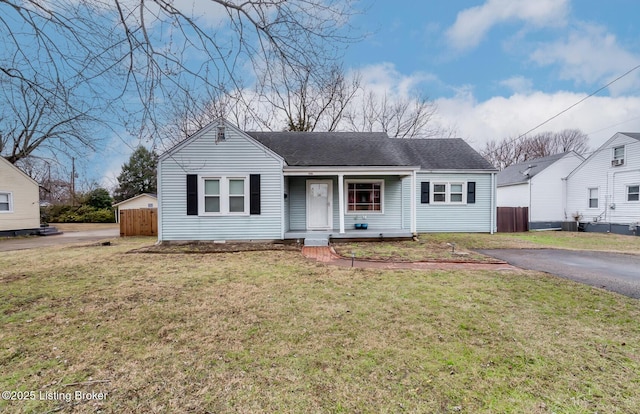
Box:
[204,179,221,213]
[588,188,598,208]
[612,145,625,165]
[0,192,11,212]
[228,179,246,212]
[628,185,639,202]
[346,180,383,212]
[450,183,464,202]
[201,177,248,215]
[432,184,446,202]
[432,183,466,204]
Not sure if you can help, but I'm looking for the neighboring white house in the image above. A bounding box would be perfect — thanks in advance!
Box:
[0,157,41,235]
[566,132,640,235]
[113,193,157,223]
[157,119,498,243]
[497,152,584,229]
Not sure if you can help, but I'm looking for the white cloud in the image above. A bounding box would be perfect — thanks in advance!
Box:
[435,90,640,150]
[446,0,569,51]
[499,76,533,94]
[530,23,640,96]
[356,63,438,98]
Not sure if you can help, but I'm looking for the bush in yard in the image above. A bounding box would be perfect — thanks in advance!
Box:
[43,205,115,223]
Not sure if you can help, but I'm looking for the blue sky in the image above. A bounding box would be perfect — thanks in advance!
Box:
[344,0,640,140]
[98,0,640,188]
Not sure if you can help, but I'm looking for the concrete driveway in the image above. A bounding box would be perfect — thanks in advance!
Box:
[478,249,640,299]
[0,228,120,252]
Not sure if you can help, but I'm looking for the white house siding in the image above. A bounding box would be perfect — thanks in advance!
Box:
[0,158,40,232]
[159,124,283,241]
[530,154,583,223]
[415,172,494,233]
[497,183,529,208]
[566,134,640,225]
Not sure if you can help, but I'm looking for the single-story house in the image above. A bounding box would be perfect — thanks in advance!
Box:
[497,152,584,230]
[0,156,41,236]
[157,119,498,244]
[113,193,157,223]
[565,132,640,235]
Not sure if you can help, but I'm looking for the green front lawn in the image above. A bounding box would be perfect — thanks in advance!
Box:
[1,236,639,413]
[334,231,640,262]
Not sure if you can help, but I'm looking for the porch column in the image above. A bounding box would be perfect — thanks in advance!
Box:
[338,173,345,234]
[410,171,417,233]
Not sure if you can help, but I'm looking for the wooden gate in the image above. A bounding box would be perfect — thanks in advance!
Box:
[497,207,529,232]
[119,208,158,236]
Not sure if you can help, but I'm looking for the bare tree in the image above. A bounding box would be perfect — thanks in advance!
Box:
[256,64,361,132]
[1,0,359,160]
[344,91,449,138]
[481,129,590,169]
[0,77,95,164]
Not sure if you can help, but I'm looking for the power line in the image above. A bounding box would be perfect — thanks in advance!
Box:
[512,63,640,143]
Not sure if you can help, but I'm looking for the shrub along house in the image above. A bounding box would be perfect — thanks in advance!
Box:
[157,119,497,244]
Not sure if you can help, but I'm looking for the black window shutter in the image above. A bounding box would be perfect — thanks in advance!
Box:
[186,175,198,215]
[420,182,430,204]
[250,174,261,215]
[467,181,476,204]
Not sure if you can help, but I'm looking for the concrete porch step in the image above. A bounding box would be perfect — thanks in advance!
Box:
[37,226,63,236]
[304,237,329,247]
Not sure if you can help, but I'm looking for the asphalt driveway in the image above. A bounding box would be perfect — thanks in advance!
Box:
[478,249,640,299]
[0,228,120,252]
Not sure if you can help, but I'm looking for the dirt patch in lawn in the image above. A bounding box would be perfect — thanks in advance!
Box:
[333,239,504,264]
[129,241,301,254]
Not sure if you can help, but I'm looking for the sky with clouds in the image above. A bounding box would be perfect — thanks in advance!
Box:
[342,0,640,148]
[97,0,640,188]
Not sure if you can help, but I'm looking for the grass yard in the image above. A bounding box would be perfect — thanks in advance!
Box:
[334,231,640,262]
[1,235,640,413]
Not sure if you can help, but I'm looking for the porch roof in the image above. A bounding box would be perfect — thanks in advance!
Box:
[282,165,419,176]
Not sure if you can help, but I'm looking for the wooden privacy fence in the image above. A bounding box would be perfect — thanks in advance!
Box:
[497,207,529,233]
[119,208,158,237]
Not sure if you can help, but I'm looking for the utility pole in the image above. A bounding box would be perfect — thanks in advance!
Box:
[47,161,51,203]
[71,157,75,206]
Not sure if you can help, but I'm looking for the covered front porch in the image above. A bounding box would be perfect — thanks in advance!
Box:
[282,166,419,243]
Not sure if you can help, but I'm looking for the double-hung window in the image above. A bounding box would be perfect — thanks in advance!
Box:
[628,185,640,202]
[432,184,446,202]
[588,188,599,208]
[228,179,246,212]
[0,192,11,212]
[201,177,248,215]
[203,179,221,213]
[346,181,383,213]
[432,183,466,204]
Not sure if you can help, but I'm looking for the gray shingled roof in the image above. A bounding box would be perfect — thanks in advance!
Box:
[497,152,570,186]
[247,131,495,171]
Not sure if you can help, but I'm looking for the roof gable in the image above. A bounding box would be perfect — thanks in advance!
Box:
[497,152,579,186]
[159,118,284,164]
[0,157,39,187]
[113,193,157,207]
[247,131,495,171]
[566,131,640,179]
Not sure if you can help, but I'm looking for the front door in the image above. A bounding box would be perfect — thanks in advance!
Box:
[306,180,333,230]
